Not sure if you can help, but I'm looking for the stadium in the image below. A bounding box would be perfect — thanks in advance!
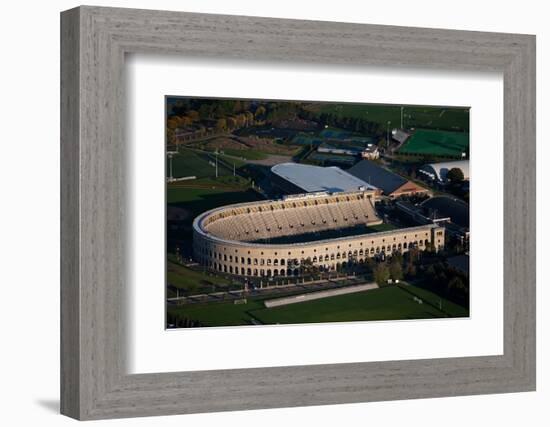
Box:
[193,189,445,278]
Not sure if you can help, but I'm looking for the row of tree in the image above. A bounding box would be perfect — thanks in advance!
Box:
[167,99,305,131]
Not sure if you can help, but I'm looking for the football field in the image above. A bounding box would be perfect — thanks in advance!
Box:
[167,284,468,327]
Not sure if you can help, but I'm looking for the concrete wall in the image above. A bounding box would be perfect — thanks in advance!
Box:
[193,223,444,278]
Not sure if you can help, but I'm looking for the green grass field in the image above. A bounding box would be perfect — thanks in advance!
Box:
[167,184,262,217]
[168,148,235,179]
[222,148,268,160]
[167,284,468,327]
[367,223,398,233]
[310,104,469,132]
[167,261,232,291]
[398,129,469,157]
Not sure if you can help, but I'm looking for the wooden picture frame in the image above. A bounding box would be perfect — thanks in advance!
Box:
[60,6,536,420]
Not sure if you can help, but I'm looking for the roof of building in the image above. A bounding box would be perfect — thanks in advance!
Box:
[347,160,409,195]
[391,129,410,144]
[318,142,364,154]
[419,160,470,181]
[271,163,377,193]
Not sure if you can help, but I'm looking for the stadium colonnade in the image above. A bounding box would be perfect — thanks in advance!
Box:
[193,190,444,278]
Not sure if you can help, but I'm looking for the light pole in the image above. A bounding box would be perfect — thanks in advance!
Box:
[386,121,391,148]
[168,153,174,181]
[400,106,404,129]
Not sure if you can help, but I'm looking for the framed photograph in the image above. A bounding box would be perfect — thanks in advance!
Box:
[165,96,469,329]
[61,6,536,420]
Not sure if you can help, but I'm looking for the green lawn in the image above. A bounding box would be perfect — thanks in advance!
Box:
[367,223,398,233]
[398,129,469,157]
[311,104,469,132]
[396,284,468,318]
[222,148,268,160]
[167,186,263,212]
[171,299,266,327]
[168,148,234,179]
[167,283,468,327]
[218,153,247,168]
[167,261,233,294]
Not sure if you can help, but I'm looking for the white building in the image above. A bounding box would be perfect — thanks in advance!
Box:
[418,160,469,182]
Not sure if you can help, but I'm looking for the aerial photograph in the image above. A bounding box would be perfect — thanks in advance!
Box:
[165,97,470,328]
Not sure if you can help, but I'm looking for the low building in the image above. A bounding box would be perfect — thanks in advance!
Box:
[317,141,380,160]
[418,160,470,183]
[391,129,410,144]
[347,159,429,198]
[317,142,363,156]
[361,144,380,160]
[271,163,378,195]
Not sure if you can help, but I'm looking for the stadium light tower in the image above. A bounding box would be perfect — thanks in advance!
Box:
[400,106,404,129]
[167,152,174,181]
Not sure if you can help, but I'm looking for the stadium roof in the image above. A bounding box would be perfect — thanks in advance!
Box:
[347,160,408,195]
[271,163,377,193]
[418,160,470,182]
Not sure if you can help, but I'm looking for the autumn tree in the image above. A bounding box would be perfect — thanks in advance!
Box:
[226,117,237,129]
[187,110,200,121]
[374,263,390,286]
[389,259,403,281]
[166,117,179,129]
[254,105,266,119]
[215,118,227,131]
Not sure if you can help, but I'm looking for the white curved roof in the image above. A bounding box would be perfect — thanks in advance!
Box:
[419,160,469,181]
[271,163,378,193]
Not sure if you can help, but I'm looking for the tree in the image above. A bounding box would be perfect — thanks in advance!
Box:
[215,118,227,131]
[447,167,464,183]
[405,263,417,278]
[187,110,200,122]
[226,117,237,129]
[406,247,420,264]
[448,276,465,293]
[254,105,266,119]
[300,257,319,277]
[176,115,192,127]
[389,260,403,281]
[374,263,390,285]
[166,128,175,145]
[166,117,179,129]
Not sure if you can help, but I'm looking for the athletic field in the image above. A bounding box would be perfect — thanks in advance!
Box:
[309,104,469,132]
[398,129,469,157]
[167,148,237,179]
[167,284,469,327]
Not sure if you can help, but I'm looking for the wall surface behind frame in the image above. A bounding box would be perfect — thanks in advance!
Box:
[0,0,546,426]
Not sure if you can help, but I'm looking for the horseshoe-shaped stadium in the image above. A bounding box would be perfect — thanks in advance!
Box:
[193,189,444,278]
